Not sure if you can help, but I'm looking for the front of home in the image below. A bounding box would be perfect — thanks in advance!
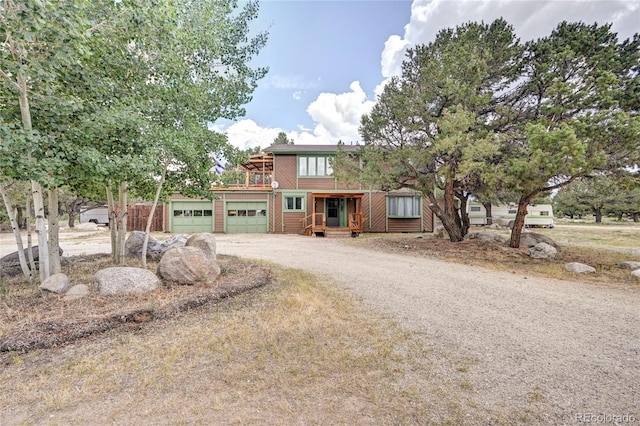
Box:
[165,144,434,235]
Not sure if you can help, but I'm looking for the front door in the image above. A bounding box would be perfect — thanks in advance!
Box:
[326,198,345,227]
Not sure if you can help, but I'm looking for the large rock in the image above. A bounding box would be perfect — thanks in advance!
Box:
[64,284,90,300]
[94,267,160,296]
[528,242,558,259]
[125,231,162,259]
[565,262,596,274]
[185,233,217,262]
[632,270,640,280]
[39,273,70,294]
[0,246,63,277]
[619,261,640,270]
[159,234,189,252]
[520,232,561,251]
[466,232,508,244]
[158,246,220,285]
[125,232,189,260]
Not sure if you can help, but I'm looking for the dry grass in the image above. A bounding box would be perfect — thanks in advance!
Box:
[350,227,640,290]
[0,265,486,425]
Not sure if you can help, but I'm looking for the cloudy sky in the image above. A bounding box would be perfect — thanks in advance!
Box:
[214,0,640,151]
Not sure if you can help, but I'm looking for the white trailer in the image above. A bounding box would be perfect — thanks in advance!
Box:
[79,206,109,225]
[468,203,554,228]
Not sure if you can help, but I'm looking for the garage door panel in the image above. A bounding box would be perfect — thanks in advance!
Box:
[226,202,268,233]
[172,202,214,233]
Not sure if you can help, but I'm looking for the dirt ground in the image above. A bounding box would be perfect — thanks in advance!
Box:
[1,227,639,424]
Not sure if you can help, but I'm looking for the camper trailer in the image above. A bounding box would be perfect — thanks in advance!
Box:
[468,203,554,228]
[79,206,109,225]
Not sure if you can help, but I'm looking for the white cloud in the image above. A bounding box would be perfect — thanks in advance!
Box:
[221,81,375,149]
[380,0,640,82]
[261,74,316,90]
[305,81,375,144]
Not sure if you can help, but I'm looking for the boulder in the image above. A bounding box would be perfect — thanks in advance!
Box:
[466,232,508,244]
[158,234,189,253]
[185,233,217,262]
[565,262,596,274]
[158,246,220,285]
[94,267,160,296]
[0,246,63,277]
[125,231,163,259]
[632,270,640,280]
[528,242,558,259]
[520,232,561,251]
[64,284,91,300]
[494,218,511,228]
[619,261,640,270]
[39,273,70,294]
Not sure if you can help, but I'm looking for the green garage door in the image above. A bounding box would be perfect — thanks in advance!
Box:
[172,201,214,233]
[226,201,268,233]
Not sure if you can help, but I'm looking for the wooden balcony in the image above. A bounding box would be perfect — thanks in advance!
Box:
[211,153,274,191]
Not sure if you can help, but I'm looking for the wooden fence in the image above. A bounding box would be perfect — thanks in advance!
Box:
[127,204,164,232]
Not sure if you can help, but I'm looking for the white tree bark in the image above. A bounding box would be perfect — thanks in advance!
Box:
[47,187,61,274]
[0,183,32,281]
[30,180,49,281]
[142,161,169,268]
[117,181,128,265]
[107,184,118,263]
[25,192,36,275]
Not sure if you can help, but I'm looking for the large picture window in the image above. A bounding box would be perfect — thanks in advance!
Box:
[388,196,421,218]
[298,156,333,177]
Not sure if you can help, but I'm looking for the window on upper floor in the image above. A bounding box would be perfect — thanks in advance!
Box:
[298,156,333,177]
[388,196,421,218]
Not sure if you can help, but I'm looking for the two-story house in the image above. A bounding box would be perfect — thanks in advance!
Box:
[165,144,434,235]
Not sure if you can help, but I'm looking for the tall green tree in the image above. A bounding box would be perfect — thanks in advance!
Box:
[1,0,92,279]
[335,19,522,241]
[499,22,640,247]
[273,131,294,145]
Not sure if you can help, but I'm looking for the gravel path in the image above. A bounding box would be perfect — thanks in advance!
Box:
[215,234,639,425]
[1,231,638,424]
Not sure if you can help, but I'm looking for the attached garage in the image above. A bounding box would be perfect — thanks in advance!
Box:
[226,201,268,233]
[171,200,214,233]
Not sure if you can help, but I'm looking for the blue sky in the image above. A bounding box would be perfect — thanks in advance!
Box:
[215,0,640,151]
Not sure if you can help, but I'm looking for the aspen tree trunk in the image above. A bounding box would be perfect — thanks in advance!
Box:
[30,181,49,281]
[0,183,32,281]
[47,187,61,274]
[25,192,36,275]
[142,161,169,268]
[17,73,49,280]
[107,185,118,263]
[117,181,128,265]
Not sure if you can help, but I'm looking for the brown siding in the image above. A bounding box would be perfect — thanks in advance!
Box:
[422,201,434,232]
[367,192,387,232]
[214,200,224,233]
[222,193,269,201]
[273,155,297,189]
[272,193,282,233]
[336,180,362,190]
[283,212,305,234]
[388,218,422,233]
[298,178,335,190]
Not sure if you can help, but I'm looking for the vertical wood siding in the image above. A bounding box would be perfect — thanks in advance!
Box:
[367,192,387,232]
[274,155,297,189]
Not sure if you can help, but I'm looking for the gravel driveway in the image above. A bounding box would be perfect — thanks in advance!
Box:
[216,234,639,425]
[1,231,638,424]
